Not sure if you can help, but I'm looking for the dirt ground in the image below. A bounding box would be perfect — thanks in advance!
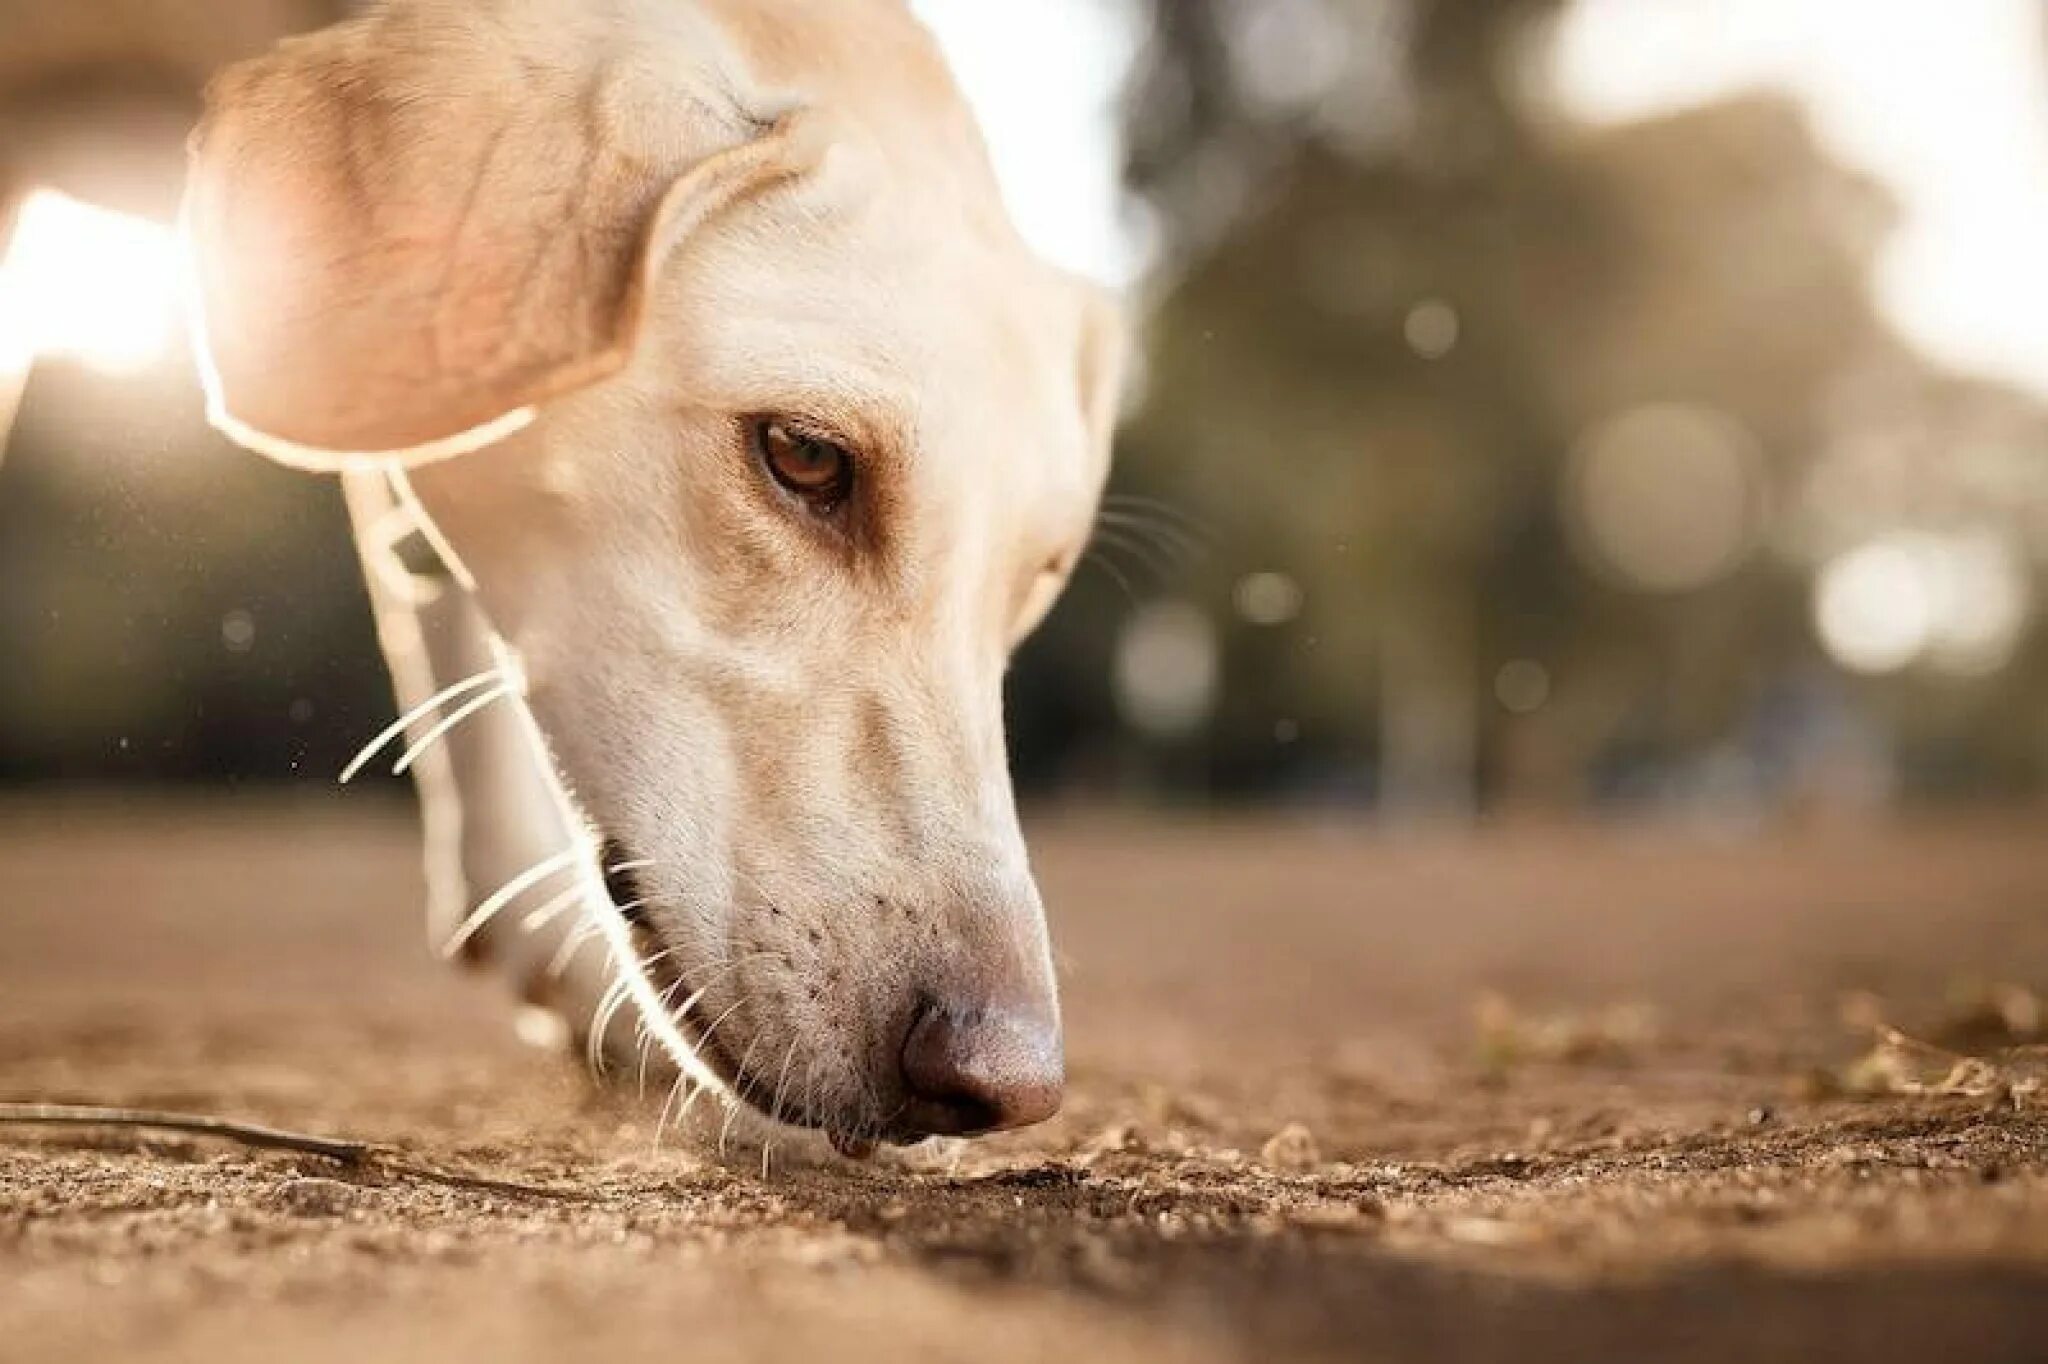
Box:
[3,798,2047,1362]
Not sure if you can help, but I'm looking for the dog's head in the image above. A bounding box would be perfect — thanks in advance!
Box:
[185,0,1124,1147]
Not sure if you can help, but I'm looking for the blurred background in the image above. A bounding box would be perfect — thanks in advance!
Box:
[4,0,2046,825]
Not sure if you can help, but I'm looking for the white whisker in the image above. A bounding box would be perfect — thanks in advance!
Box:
[338,667,506,785]
[635,972,693,1098]
[1103,491,1215,539]
[718,1031,769,1159]
[545,920,604,979]
[769,1036,801,1132]
[1092,522,1180,584]
[440,847,582,961]
[1098,508,1207,564]
[652,1073,688,1155]
[683,994,748,1073]
[517,884,588,936]
[762,1036,804,1178]
[587,975,634,1078]
[569,862,734,1117]
[392,681,516,776]
[674,1077,712,1138]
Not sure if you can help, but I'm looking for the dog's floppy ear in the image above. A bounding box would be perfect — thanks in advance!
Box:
[185,5,802,470]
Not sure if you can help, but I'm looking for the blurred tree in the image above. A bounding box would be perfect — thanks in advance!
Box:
[1032,0,2048,813]
[1117,0,1581,814]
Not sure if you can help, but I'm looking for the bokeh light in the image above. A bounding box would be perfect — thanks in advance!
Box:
[1494,660,1553,715]
[908,0,1145,283]
[1114,601,1221,739]
[1403,299,1460,361]
[1233,572,1305,627]
[1813,539,1937,676]
[1564,404,1766,594]
[1814,532,2033,678]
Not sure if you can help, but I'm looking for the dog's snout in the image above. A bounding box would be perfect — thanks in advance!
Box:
[898,1000,1063,1137]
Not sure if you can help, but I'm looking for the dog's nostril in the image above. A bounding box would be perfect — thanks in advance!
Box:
[898,1001,1064,1137]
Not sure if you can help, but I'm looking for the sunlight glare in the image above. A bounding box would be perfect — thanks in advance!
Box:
[909,0,1145,284]
[0,188,182,376]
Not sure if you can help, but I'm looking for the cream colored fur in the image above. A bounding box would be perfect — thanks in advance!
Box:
[184,0,1123,1149]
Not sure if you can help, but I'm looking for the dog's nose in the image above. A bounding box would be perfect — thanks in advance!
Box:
[899,1001,1063,1136]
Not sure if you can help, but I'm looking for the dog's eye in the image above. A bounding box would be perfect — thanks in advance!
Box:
[753,419,854,513]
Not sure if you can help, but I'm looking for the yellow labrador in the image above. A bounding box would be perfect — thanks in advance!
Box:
[183,0,1124,1155]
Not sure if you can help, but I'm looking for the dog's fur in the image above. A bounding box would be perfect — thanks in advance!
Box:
[183,0,1123,1150]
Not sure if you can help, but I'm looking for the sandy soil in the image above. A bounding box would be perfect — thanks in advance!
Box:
[3,798,2047,1362]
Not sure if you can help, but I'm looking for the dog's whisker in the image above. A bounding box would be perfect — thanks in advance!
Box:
[1097,508,1209,566]
[441,847,583,960]
[673,1075,714,1142]
[718,1030,772,1157]
[769,1034,802,1132]
[586,974,635,1078]
[577,865,744,1118]
[652,1072,686,1155]
[391,680,518,777]
[633,1016,654,1099]
[801,1055,825,1153]
[1092,520,1193,585]
[584,974,622,1076]
[686,995,751,1072]
[1103,491,1216,540]
[544,919,606,980]
[1082,545,1141,605]
[760,1050,790,1180]
[1098,507,1199,554]
[516,883,589,936]
[632,939,689,974]
[635,972,693,1097]
[338,666,507,785]
[686,953,775,1005]
[647,950,773,1020]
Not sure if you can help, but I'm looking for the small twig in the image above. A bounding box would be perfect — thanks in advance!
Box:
[0,1103,373,1161]
[0,1102,582,1201]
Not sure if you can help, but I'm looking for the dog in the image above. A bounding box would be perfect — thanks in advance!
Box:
[181,0,1124,1157]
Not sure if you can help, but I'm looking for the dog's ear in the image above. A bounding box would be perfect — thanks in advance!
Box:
[185,6,803,469]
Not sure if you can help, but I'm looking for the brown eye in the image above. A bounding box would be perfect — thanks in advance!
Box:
[753,419,854,513]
